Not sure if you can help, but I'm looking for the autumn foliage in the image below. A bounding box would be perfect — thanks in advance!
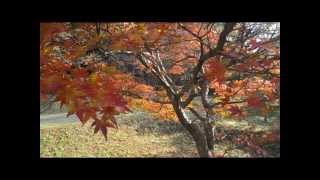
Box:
[40,22,279,157]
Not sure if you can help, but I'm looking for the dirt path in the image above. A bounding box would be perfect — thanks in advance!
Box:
[40,113,79,129]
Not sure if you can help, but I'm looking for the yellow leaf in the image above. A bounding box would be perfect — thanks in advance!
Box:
[110,41,123,50]
[90,73,98,84]
[102,66,117,74]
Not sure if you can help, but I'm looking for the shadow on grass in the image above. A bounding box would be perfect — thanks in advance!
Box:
[143,121,280,158]
[166,132,198,157]
[116,110,280,158]
[134,120,185,135]
[116,111,185,135]
[214,126,280,157]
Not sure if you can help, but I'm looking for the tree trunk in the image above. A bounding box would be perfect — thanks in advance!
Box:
[203,120,214,151]
[171,97,213,157]
[189,127,213,158]
[199,77,215,155]
[136,52,215,157]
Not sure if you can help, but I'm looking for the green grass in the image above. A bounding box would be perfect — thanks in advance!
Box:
[40,110,280,158]
[40,123,197,157]
[41,121,79,129]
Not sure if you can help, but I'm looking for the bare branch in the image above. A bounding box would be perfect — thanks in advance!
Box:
[170,55,197,67]
[178,23,236,102]
[197,23,204,36]
[187,107,207,121]
[214,100,247,106]
[192,23,236,83]
[200,23,214,38]
[214,98,270,106]
[178,23,201,39]
[136,53,177,96]
[96,23,101,35]
[123,90,171,104]
[181,90,199,108]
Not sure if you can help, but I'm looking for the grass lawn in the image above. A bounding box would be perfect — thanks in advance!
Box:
[40,111,280,158]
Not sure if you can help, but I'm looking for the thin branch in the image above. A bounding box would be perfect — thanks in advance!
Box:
[137,53,177,96]
[178,23,201,39]
[200,23,214,38]
[123,90,171,104]
[193,23,236,83]
[96,23,100,35]
[197,23,204,36]
[181,91,199,108]
[214,100,247,106]
[158,38,196,47]
[214,98,270,106]
[178,23,236,99]
[170,55,197,67]
[247,35,280,51]
[187,107,207,121]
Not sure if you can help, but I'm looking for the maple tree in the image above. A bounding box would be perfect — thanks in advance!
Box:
[40,22,280,157]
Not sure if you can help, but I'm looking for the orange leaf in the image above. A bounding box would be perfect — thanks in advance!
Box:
[206,60,226,83]
[72,68,88,78]
[168,65,186,75]
[247,95,263,108]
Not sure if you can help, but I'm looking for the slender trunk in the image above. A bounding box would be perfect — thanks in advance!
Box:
[199,77,215,155]
[136,51,215,157]
[203,120,214,151]
[171,97,212,157]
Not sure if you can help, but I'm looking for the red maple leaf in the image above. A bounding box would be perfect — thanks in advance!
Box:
[72,68,88,78]
[206,60,226,83]
[247,95,263,108]
[228,105,244,117]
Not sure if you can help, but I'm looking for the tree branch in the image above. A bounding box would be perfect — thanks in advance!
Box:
[200,24,214,38]
[136,53,177,96]
[178,23,236,103]
[181,90,199,108]
[123,90,171,104]
[214,100,247,106]
[178,23,201,39]
[192,23,236,84]
[187,107,207,121]
[171,55,197,67]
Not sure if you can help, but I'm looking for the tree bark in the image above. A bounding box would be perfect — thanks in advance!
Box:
[171,97,213,157]
[198,75,216,155]
[203,120,214,151]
